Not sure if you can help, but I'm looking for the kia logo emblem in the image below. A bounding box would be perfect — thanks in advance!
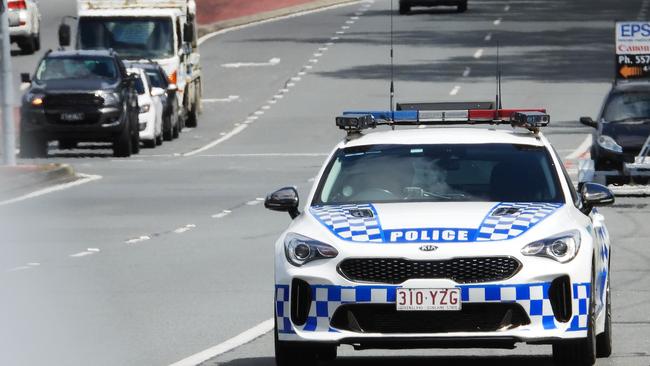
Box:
[419,245,439,252]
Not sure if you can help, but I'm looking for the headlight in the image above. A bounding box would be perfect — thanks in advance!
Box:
[25,92,45,107]
[521,230,581,263]
[139,104,150,113]
[99,92,121,106]
[597,135,623,153]
[284,233,338,267]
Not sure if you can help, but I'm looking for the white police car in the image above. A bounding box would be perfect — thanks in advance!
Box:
[265,103,615,366]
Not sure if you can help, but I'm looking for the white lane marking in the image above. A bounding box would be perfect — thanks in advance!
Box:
[449,86,461,96]
[27,262,41,267]
[504,5,510,11]
[168,318,274,366]
[286,83,296,87]
[304,65,313,69]
[221,58,281,68]
[346,20,355,24]
[202,95,240,103]
[341,25,350,29]
[331,36,340,41]
[418,125,426,129]
[309,59,319,63]
[336,31,345,34]
[69,249,99,258]
[261,105,271,110]
[7,266,32,272]
[254,111,265,116]
[246,200,262,206]
[473,48,484,59]
[174,224,196,234]
[484,32,492,41]
[313,52,323,57]
[0,173,102,207]
[212,210,232,219]
[269,99,278,104]
[126,235,151,244]
[462,67,471,77]
[291,76,302,81]
[280,88,290,93]
[183,124,248,157]
[197,2,362,45]
[494,18,502,25]
[565,135,593,160]
[298,71,307,76]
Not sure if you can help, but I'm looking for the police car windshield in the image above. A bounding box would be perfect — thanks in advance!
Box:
[603,92,650,122]
[314,144,563,204]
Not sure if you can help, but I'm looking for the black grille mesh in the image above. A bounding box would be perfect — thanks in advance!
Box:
[338,257,521,284]
[45,93,104,108]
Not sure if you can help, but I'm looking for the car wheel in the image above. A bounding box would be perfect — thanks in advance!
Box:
[317,346,337,362]
[113,126,132,157]
[596,273,612,358]
[172,118,180,139]
[457,1,468,12]
[185,102,198,128]
[58,140,77,150]
[143,139,156,149]
[155,133,163,146]
[19,131,47,158]
[399,2,410,14]
[552,264,597,366]
[163,115,173,141]
[274,321,317,366]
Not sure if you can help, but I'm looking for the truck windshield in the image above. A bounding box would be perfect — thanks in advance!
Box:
[314,143,564,204]
[603,92,650,122]
[35,56,118,81]
[78,17,174,59]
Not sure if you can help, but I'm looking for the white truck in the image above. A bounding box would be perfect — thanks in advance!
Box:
[59,0,202,127]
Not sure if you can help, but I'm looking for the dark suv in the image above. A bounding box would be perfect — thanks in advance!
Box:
[20,50,140,158]
[580,81,650,184]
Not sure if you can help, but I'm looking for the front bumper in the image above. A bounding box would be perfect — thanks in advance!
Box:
[138,110,156,141]
[21,106,125,141]
[275,248,592,345]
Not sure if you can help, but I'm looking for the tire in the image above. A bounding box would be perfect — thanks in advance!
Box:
[130,118,140,155]
[172,119,180,139]
[552,265,597,366]
[143,139,156,149]
[317,346,337,362]
[113,126,132,158]
[399,2,410,14]
[274,322,318,366]
[185,101,198,128]
[458,1,468,12]
[155,133,163,146]
[34,31,41,51]
[596,273,612,358]
[19,131,47,158]
[58,140,77,150]
[163,115,173,141]
[19,36,36,55]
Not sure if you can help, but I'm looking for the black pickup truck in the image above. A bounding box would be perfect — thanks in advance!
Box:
[20,49,140,157]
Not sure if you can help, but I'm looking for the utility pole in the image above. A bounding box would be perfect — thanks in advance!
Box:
[1,0,17,166]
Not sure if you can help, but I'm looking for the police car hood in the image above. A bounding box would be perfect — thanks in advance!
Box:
[308,202,566,243]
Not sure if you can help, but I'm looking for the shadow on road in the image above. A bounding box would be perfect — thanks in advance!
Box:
[217,355,555,366]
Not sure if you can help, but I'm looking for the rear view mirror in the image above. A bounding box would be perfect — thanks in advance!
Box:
[579,116,597,128]
[265,187,300,219]
[183,22,194,43]
[151,87,165,97]
[581,182,614,213]
[58,23,71,47]
[20,73,31,84]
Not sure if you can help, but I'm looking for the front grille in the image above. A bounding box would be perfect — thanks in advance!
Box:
[45,93,104,108]
[330,303,530,333]
[338,257,521,284]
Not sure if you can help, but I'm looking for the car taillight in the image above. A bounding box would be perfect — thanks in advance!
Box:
[8,0,27,10]
[167,71,177,85]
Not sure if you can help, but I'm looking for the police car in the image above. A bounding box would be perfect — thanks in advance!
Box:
[265,103,615,366]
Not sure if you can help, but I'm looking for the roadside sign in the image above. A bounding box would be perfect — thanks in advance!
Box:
[616,21,650,79]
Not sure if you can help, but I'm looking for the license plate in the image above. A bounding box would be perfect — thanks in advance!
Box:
[61,113,85,121]
[396,288,462,311]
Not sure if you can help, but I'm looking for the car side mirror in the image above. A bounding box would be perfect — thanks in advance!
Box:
[265,187,300,219]
[151,87,165,97]
[580,116,597,128]
[58,23,71,47]
[167,83,178,93]
[581,182,614,213]
[20,73,31,84]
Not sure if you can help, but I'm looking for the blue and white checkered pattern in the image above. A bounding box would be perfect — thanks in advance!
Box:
[276,282,590,335]
[476,203,563,241]
[310,204,383,242]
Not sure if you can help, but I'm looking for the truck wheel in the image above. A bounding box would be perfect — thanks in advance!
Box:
[113,126,132,158]
[172,117,180,139]
[185,103,198,128]
[596,274,612,358]
[163,115,173,141]
[19,36,36,55]
[458,1,468,12]
[552,267,597,366]
[19,131,47,158]
[399,2,410,14]
[34,31,41,51]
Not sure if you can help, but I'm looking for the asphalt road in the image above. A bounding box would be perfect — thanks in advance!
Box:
[1,0,649,365]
